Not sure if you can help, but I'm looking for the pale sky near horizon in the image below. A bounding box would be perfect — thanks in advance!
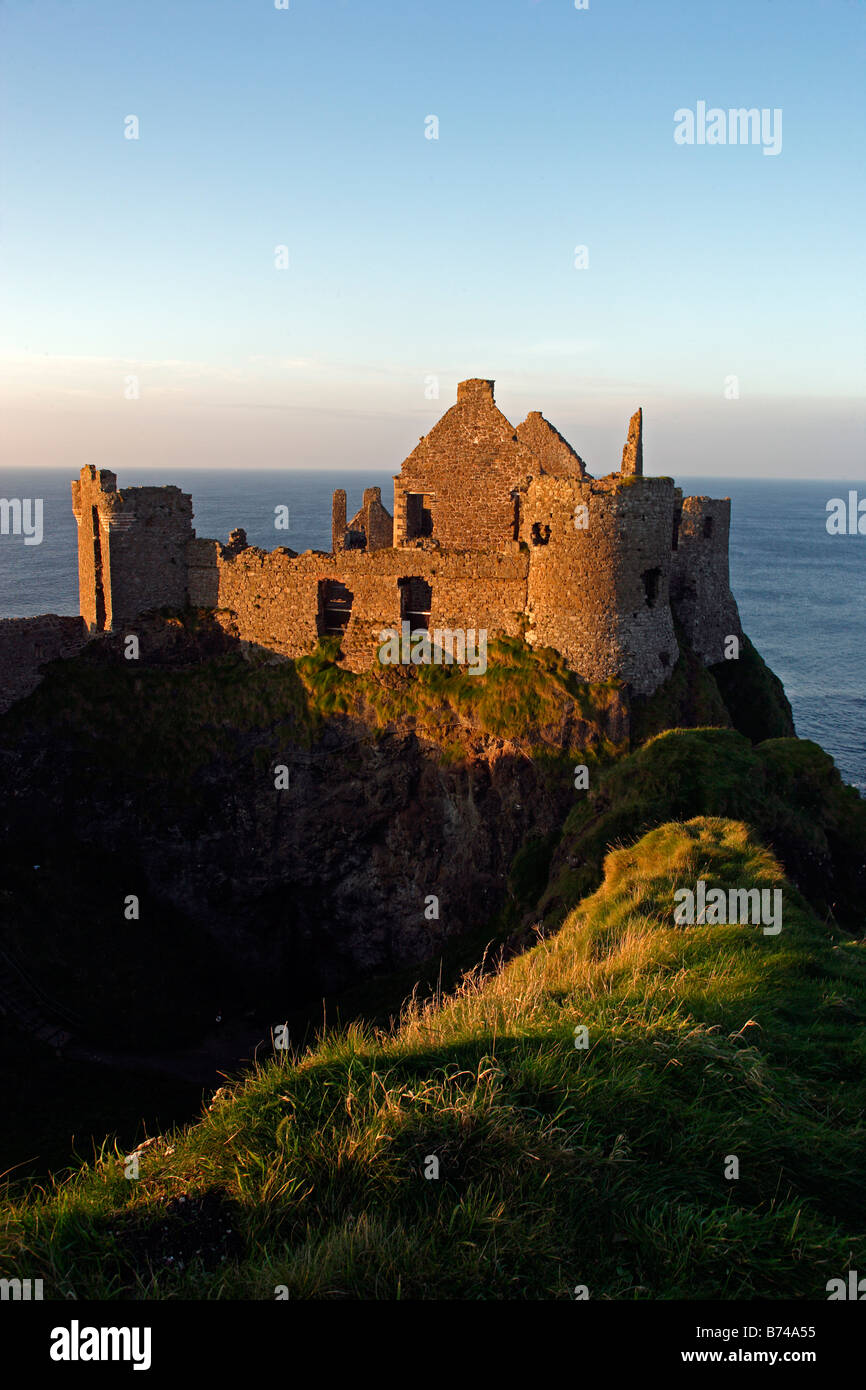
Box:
[1,0,864,479]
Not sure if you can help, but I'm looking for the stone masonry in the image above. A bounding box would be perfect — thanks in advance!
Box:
[0,615,88,714]
[71,466,192,632]
[70,381,743,697]
[621,408,643,476]
[670,493,741,665]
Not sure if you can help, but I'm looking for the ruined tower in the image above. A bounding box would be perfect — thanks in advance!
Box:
[331,489,347,552]
[521,472,679,692]
[670,495,743,664]
[71,466,194,632]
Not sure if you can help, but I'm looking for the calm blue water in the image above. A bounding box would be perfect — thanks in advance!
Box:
[1,469,863,790]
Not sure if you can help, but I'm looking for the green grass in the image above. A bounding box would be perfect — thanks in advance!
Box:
[295,634,625,755]
[3,815,864,1300]
[3,630,624,814]
[541,727,866,933]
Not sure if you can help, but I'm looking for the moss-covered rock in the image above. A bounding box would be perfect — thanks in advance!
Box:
[710,633,795,742]
[631,628,795,747]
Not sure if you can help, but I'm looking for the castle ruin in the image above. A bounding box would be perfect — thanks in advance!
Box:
[68,380,742,696]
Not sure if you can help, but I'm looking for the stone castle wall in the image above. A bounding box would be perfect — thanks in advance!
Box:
[0,615,88,714]
[189,539,528,670]
[670,495,743,664]
[65,383,742,701]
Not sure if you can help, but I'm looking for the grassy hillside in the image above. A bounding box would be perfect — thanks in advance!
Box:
[541,728,866,933]
[4,814,864,1300]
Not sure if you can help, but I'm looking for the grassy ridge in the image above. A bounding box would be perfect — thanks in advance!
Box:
[542,729,866,933]
[3,815,864,1300]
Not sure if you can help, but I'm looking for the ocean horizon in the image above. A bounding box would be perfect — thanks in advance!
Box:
[1,468,863,791]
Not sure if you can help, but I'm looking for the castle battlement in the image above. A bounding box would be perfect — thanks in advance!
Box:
[70,381,742,696]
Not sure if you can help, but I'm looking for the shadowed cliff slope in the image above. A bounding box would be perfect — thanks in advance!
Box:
[0,626,625,1048]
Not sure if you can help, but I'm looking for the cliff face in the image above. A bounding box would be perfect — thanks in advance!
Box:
[123,720,575,987]
[0,607,836,1061]
[0,622,626,1041]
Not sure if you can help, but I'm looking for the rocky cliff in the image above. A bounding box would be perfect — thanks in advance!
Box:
[0,617,626,1045]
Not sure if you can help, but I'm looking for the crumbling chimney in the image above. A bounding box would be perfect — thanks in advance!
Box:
[621,408,643,476]
[332,488,347,552]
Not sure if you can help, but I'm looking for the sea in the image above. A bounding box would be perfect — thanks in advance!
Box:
[0,469,863,791]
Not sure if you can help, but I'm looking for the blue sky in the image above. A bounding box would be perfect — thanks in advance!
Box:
[1,0,864,476]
